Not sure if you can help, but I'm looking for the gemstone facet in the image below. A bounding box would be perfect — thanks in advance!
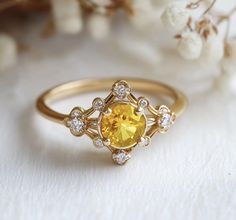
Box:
[100,102,146,149]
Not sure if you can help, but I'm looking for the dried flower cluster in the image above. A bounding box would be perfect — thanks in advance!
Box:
[0,0,236,93]
[161,0,236,93]
[49,0,163,38]
[0,0,162,70]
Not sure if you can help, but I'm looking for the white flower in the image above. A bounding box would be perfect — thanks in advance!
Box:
[161,1,189,32]
[0,34,17,71]
[200,34,224,65]
[51,0,83,34]
[129,0,158,30]
[177,32,203,60]
[87,14,110,40]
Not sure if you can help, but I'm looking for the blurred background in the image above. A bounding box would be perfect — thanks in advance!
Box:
[0,1,236,220]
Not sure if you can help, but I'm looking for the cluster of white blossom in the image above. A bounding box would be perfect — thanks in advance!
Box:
[161,0,236,94]
[161,1,224,63]
[0,0,236,94]
[50,0,162,39]
[0,0,163,70]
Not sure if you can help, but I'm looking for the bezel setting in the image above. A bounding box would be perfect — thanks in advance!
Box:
[63,80,176,165]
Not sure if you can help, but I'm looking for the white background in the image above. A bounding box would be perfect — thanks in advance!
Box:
[0,3,236,220]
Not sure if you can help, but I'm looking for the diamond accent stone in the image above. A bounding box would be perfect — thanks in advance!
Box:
[70,117,85,133]
[112,81,130,99]
[138,136,150,147]
[65,107,86,136]
[157,106,174,130]
[112,150,131,165]
[93,98,105,111]
[93,137,104,148]
[158,114,172,128]
[138,98,149,109]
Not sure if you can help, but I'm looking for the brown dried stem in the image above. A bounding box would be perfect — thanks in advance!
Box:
[200,0,217,17]
[187,0,203,9]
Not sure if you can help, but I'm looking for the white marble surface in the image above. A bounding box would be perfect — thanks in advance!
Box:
[0,25,236,220]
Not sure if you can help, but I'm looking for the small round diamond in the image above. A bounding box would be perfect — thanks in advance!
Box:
[93,137,104,148]
[157,106,175,130]
[158,114,172,128]
[93,98,105,111]
[70,107,83,118]
[112,81,130,99]
[138,136,150,147]
[112,150,131,165]
[70,117,85,133]
[138,98,149,109]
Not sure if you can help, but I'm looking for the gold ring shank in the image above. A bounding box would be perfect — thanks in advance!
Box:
[36,78,187,124]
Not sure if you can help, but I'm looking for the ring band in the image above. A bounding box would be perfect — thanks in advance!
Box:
[36,78,187,165]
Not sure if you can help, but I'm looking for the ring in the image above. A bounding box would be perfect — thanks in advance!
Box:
[36,78,187,165]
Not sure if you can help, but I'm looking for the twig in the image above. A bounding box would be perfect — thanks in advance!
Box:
[187,0,203,9]
[200,0,217,17]
[224,19,231,42]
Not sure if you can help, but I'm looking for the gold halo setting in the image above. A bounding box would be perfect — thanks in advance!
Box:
[64,80,176,165]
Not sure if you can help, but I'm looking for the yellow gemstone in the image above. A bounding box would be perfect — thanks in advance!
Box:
[100,102,146,149]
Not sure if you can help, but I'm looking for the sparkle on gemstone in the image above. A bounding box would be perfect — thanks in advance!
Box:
[100,102,146,149]
[112,150,131,165]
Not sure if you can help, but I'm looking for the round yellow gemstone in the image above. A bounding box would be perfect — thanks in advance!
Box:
[100,102,146,149]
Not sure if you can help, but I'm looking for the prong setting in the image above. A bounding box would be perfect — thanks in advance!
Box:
[103,138,111,146]
[103,108,112,116]
[135,107,144,115]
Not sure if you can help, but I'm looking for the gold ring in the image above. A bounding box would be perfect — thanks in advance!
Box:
[36,78,187,165]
